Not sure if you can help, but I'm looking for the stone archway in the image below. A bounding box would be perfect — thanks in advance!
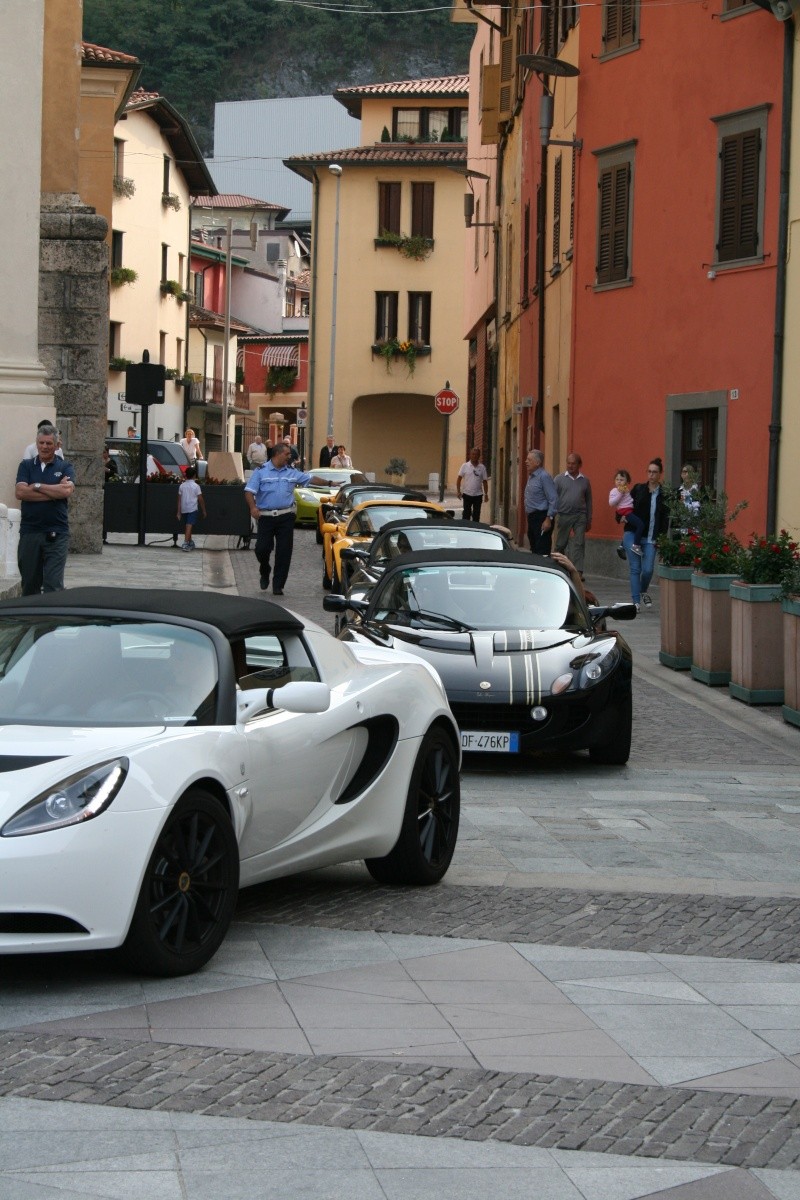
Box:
[351,392,445,489]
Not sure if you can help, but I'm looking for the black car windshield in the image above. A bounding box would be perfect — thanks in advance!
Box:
[373,528,506,563]
[347,506,437,535]
[371,564,585,631]
[0,617,218,726]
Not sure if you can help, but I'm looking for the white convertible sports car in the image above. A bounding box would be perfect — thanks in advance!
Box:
[0,589,460,976]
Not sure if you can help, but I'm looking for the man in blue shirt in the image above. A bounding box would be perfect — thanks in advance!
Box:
[523,449,557,555]
[15,425,76,595]
[244,443,327,594]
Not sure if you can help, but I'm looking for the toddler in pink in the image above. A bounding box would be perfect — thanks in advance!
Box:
[609,469,645,555]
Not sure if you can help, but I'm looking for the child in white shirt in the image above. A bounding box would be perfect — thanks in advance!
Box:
[177,468,206,550]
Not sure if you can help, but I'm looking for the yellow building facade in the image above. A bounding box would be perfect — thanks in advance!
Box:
[287,77,469,489]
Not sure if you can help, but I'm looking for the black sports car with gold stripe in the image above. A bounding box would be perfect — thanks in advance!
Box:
[326,549,637,762]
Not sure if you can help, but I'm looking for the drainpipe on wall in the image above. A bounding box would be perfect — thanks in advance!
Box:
[489,139,505,525]
[307,168,321,463]
[766,17,794,535]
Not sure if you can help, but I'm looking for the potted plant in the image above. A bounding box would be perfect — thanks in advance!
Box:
[729,530,800,705]
[384,457,408,485]
[161,192,181,211]
[656,487,699,670]
[782,556,800,728]
[110,266,137,287]
[109,356,132,372]
[689,492,746,687]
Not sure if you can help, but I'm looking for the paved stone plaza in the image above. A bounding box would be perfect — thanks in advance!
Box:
[1,526,798,1199]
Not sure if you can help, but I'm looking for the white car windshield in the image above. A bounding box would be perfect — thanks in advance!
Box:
[0,618,218,726]
[371,565,585,631]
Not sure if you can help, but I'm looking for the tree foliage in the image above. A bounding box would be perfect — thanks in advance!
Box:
[83,0,471,152]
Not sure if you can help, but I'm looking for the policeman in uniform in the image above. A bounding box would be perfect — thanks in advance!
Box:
[244,442,327,595]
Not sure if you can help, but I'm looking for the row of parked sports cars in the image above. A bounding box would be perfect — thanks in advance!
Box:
[0,477,635,978]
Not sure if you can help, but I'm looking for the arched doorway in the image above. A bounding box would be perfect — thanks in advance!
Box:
[351,392,450,489]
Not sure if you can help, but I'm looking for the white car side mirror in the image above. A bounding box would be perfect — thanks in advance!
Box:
[237,681,331,723]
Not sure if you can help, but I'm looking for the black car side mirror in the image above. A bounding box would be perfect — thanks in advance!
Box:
[589,602,638,624]
[323,595,368,614]
[340,546,369,562]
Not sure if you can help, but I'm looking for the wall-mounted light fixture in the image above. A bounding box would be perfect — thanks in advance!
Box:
[517,54,583,153]
[463,167,497,229]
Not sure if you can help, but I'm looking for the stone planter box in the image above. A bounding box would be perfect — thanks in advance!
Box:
[729,582,784,705]
[103,482,251,542]
[690,572,737,687]
[783,596,800,728]
[657,564,693,670]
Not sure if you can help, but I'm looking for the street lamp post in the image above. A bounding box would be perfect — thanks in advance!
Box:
[326,164,342,439]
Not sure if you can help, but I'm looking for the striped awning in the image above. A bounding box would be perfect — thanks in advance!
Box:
[261,345,299,368]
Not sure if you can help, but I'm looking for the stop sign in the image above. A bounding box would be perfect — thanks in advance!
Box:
[434,387,459,415]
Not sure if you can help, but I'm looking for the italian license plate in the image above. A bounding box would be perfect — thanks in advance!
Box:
[460,731,520,753]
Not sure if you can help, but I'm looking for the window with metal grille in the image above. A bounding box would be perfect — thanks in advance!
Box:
[595,144,635,286]
[408,292,431,344]
[411,183,434,239]
[378,182,401,236]
[601,0,638,54]
[375,292,398,342]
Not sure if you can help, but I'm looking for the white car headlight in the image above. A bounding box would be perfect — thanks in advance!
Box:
[1,758,128,838]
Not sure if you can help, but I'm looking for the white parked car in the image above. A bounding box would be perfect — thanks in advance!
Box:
[0,589,460,976]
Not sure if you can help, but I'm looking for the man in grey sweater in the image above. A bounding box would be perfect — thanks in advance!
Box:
[555,452,592,578]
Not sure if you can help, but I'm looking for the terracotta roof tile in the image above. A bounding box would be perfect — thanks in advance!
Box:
[191,194,287,212]
[336,75,468,99]
[81,41,140,65]
[126,87,161,107]
[285,143,467,175]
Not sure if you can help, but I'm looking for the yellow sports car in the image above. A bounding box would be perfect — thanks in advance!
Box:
[321,498,449,591]
[294,469,368,526]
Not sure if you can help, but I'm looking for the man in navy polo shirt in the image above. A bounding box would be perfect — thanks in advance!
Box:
[244,442,327,595]
[15,424,75,595]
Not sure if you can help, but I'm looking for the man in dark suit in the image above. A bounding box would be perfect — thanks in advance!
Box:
[319,435,337,468]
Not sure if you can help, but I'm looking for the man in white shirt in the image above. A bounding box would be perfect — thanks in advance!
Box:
[456,447,489,522]
[247,435,268,466]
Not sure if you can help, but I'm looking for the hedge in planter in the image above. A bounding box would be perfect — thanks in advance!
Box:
[104,480,251,542]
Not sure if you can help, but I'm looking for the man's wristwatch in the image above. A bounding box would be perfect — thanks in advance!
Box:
[34,482,41,491]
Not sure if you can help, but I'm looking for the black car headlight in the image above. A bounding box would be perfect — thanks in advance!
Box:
[571,644,620,690]
[1,758,128,837]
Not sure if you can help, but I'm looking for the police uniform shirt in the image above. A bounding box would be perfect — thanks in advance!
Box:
[244,459,312,511]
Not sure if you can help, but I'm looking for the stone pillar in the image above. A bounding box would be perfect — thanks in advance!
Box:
[0,1,53,512]
[39,199,109,553]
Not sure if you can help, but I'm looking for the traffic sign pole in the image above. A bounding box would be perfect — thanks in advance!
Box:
[434,382,460,504]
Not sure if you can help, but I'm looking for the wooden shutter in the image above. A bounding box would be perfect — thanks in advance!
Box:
[498,35,515,120]
[378,182,401,236]
[596,162,630,284]
[552,155,562,267]
[603,0,636,52]
[481,63,501,145]
[717,130,760,262]
[411,182,434,239]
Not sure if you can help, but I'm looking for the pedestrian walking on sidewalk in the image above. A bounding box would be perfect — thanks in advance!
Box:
[457,447,489,522]
[244,443,328,595]
[554,453,592,579]
[177,467,206,551]
[524,450,557,554]
[624,456,669,610]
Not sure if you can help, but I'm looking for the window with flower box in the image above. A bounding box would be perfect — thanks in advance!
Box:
[411,183,434,239]
[378,182,401,236]
[375,292,398,342]
[408,292,431,345]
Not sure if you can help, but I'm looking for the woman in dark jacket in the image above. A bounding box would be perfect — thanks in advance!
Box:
[624,457,669,609]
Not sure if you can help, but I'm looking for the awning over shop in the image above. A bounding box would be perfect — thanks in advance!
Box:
[261,344,299,368]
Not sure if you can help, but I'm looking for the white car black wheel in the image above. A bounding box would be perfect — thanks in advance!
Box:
[123,790,239,976]
[366,727,460,885]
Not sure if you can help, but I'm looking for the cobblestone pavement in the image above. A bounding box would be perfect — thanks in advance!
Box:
[234,881,800,962]
[4,527,795,1198]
